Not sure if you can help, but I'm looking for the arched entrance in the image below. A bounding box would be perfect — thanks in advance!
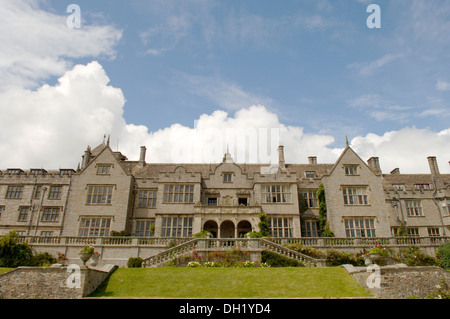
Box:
[237,220,252,237]
[220,220,235,238]
[203,220,218,238]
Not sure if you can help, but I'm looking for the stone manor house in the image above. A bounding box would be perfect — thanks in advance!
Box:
[0,140,449,240]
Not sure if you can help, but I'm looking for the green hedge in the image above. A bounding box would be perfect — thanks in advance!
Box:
[127,257,143,268]
[438,242,450,270]
[261,251,303,267]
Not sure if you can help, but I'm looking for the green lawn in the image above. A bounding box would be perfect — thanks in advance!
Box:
[0,268,13,274]
[89,267,372,298]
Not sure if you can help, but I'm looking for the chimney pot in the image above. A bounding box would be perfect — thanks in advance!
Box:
[139,146,147,166]
[367,157,382,175]
[278,145,286,170]
[427,156,440,176]
[308,156,317,165]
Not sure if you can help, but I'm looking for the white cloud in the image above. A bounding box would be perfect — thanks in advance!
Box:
[0,60,448,175]
[351,127,450,174]
[347,53,404,76]
[0,0,122,89]
[174,72,273,111]
[0,61,126,168]
[437,81,450,91]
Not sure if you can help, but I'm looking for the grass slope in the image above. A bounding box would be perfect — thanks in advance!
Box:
[90,267,372,298]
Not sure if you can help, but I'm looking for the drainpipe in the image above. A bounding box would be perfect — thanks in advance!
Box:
[34,186,47,235]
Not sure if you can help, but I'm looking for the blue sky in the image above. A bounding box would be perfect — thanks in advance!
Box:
[1,0,450,173]
[51,0,449,138]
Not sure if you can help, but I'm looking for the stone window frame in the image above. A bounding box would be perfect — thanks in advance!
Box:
[268,216,293,237]
[302,220,319,237]
[261,184,292,204]
[342,186,369,206]
[223,172,233,183]
[5,185,24,199]
[85,185,114,205]
[304,171,315,178]
[135,219,155,237]
[441,199,450,216]
[78,217,112,237]
[393,184,405,191]
[41,207,61,222]
[299,189,318,208]
[161,215,193,237]
[48,185,62,200]
[405,200,423,217]
[344,217,376,238]
[163,184,194,204]
[344,165,359,176]
[137,189,157,208]
[96,164,112,175]
[18,206,30,222]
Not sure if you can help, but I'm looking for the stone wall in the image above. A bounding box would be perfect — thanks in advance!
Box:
[0,264,117,299]
[342,264,450,299]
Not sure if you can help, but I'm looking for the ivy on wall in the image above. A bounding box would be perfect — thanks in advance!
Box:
[317,184,334,237]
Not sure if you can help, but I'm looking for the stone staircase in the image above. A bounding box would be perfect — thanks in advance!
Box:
[141,238,326,268]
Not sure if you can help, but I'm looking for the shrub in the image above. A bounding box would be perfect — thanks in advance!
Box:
[27,252,57,267]
[0,231,33,267]
[437,242,450,270]
[398,246,439,267]
[261,251,303,267]
[326,249,364,266]
[193,231,212,238]
[258,213,271,237]
[284,243,326,259]
[127,257,143,268]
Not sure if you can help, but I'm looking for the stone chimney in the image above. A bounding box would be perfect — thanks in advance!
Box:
[308,156,317,165]
[81,146,91,169]
[428,156,444,189]
[138,146,147,167]
[278,145,286,170]
[428,156,440,177]
[367,157,382,175]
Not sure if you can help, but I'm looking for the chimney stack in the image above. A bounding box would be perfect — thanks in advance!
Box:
[139,146,147,167]
[278,145,286,170]
[367,157,382,175]
[308,156,317,165]
[81,146,91,169]
[428,156,440,177]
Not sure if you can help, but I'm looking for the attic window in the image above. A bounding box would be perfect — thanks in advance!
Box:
[305,171,315,178]
[223,173,232,183]
[344,165,358,176]
[97,165,111,175]
[60,169,75,176]
[393,184,405,191]
[30,169,47,176]
[415,184,431,190]
[6,169,23,175]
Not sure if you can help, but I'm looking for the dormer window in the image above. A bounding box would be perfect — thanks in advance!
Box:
[344,165,358,176]
[30,169,47,176]
[60,169,75,176]
[393,184,405,191]
[415,184,431,190]
[6,168,24,175]
[305,171,315,178]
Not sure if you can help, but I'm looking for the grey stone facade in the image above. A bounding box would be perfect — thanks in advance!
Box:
[0,140,449,239]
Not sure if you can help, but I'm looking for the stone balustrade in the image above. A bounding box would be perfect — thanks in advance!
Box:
[16,235,449,268]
